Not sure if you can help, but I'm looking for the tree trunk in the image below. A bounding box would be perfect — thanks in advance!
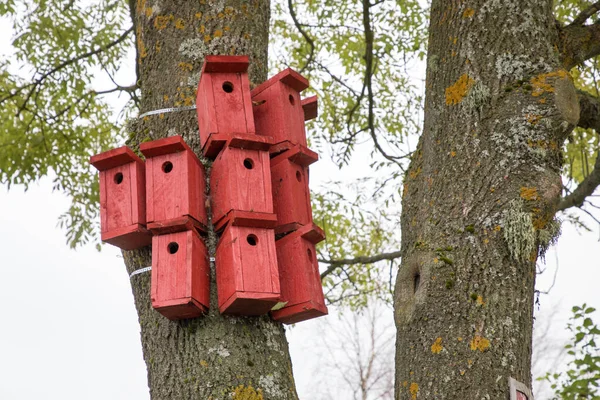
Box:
[395,1,579,398]
[124,1,298,399]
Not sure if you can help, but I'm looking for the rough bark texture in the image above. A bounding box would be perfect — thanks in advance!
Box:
[395,1,579,399]
[124,1,299,399]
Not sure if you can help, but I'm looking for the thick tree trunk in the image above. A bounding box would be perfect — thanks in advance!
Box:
[395,1,579,399]
[124,1,298,399]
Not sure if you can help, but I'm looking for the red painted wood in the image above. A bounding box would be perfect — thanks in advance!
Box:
[271,154,313,234]
[301,95,318,121]
[271,223,327,324]
[215,225,280,315]
[269,141,319,167]
[202,132,273,159]
[210,146,273,227]
[141,136,207,234]
[90,146,151,250]
[196,55,255,149]
[214,210,278,232]
[151,229,210,320]
[251,68,309,147]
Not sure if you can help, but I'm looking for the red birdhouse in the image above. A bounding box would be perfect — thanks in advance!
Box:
[151,229,210,320]
[271,150,315,235]
[210,146,273,228]
[215,225,280,315]
[251,68,310,147]
[196,55,255,150]
[301,95,318,121]
[90,146,151,250]
[140,136,207,235]
[271,224,327,324]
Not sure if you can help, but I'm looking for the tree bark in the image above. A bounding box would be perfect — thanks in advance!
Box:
[395,1,579,398]
[124,1,298,399]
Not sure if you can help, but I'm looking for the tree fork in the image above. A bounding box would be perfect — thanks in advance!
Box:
[123,1,298,399]
[395,1,579,398]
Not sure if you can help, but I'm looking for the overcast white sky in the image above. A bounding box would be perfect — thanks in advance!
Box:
[0,5,599,400]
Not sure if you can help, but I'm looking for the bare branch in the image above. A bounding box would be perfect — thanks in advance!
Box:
[319,250,401,280]
[577,90,600,131]
[570,1,600,26]
[557,152,600,211]
[559,22,600,70]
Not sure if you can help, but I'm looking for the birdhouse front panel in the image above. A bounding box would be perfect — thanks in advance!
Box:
[91,146,151,250]
[196,56,255,149]
[210,146,273,227]
[270,154,313,235]
[215,225,280,315]
[251,68,309,147]
[271,224,327,324]
[151,230,210,320]
[141,136,207,233]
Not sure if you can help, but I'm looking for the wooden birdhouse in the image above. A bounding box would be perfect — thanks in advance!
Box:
[301,95,318,121]
[270,150,314,235]
[210,146,273,228]
[151,229,210,320]
[90,146,151,250]
[251,68,310,147]
[271,224,327,324]
[196,55,255,150]
[140,136,207,235]
[215,224,281,315]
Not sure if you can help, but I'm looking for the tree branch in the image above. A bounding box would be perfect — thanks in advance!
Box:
[570,1,600,26]
[288,0,315,73]
[556,91,600,211]
[559,22,600,70]
[557,152,600,211]
[577,90,600,131]
[319,250,402,280]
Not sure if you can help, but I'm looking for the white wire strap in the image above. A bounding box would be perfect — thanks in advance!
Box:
[138,105,197,119]
[130,266,152,278]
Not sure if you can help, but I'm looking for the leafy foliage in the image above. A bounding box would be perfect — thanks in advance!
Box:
[0,0,134,247]
[539,304,600,399]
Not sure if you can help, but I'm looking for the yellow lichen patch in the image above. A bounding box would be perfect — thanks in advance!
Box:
[525,113,542,125]
[409,382,419,400]
[433,257,439,264]
[145,7,153,17]
[476,295,485,306]
[450,150,457,157]
[163,95,169,102]
[155,41,161,52]
[175,18,185,30]
[200,359,208,367]
[460,369,466,376]
[225,6,235,15]
[225,25,231,31]
[445,74,475,105]
[159,113,164,119]
[204,34,212,43]
[530,69,570,97]
[136,0,146,14]
[470,335,490,352]
[494,225,501,232]
[183,96,194,106]
[403,381,408,387]
[195,12,202,19]
[198,25,205,34]
[409,166,422,179]
[232,385,263,400]
[520,187,538,201]
[483,238,489,244]
[243,32,251,40]
[178,62,193,72]
[457,337,463,342]
[214,29,223,38]
[431,337,443,354]
[154,15,172,30]
[136,26,147,62]
[462,8,475,18]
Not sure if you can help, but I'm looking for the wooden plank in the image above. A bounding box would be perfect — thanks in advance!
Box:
[271,156,313,233]
[202,133,273,159]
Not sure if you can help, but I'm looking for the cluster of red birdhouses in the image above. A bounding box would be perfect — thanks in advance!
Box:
[91,55,327,324]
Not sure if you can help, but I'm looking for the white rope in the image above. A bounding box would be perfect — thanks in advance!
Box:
[138,105,197,119]
[129,266,152,278]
